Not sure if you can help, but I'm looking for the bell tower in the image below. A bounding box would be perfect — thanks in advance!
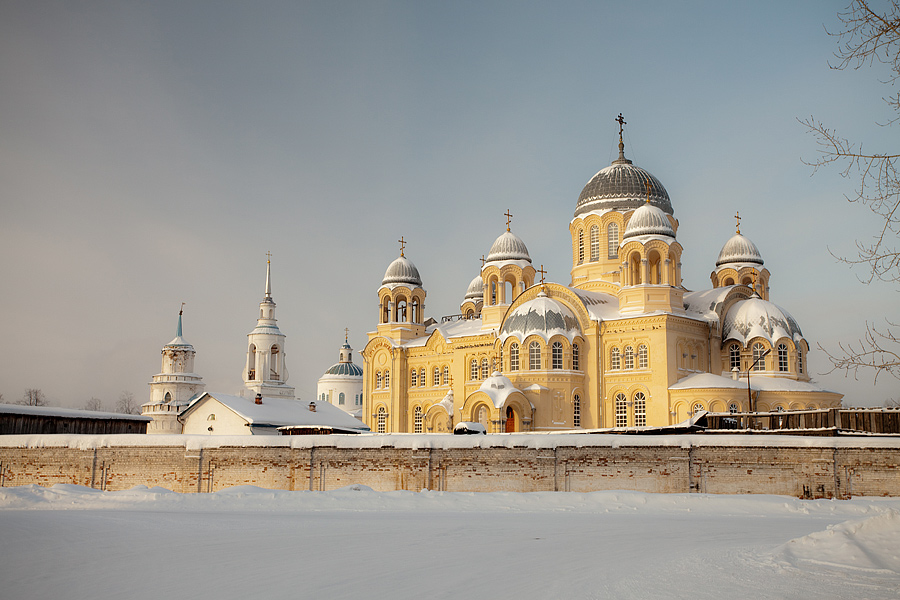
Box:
[244,254,296,398]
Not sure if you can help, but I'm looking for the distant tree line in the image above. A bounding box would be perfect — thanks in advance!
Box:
[1,389,141,414]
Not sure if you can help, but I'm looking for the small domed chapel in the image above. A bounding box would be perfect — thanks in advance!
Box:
[362,118,842,434]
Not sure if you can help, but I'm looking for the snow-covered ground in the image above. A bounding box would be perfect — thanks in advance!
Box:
[1,485,898,600]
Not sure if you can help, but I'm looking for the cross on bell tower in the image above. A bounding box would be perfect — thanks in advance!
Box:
[505,209,513,232]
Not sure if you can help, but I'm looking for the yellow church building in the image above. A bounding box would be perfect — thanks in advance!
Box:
[361,119,842,434]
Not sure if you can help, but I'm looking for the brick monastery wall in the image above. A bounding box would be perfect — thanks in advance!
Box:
[1,434,899,498]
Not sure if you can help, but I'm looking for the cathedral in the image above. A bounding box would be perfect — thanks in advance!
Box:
[361,118,842,434]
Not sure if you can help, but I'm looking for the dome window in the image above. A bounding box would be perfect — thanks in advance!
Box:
[578,229,584,264]
[339,392,345,405]
[510,343,519,371]
[729,344,741,371]
[552,341,563,369]
[572,343,580,371]
[607,223,619,259]
[752,343,767,371]
[590,226,600,262]
[529,342,541,370]
[777,344,789,372]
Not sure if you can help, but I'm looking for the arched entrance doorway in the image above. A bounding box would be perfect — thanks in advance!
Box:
[505,406,515,433]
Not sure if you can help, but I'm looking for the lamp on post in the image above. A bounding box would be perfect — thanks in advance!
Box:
[747,348,771,416]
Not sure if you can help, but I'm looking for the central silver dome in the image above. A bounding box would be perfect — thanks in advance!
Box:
[575,160,672,218]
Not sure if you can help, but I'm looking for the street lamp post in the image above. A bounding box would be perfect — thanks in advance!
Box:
[747,348,771,425]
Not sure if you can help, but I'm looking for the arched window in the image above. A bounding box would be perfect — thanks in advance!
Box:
[411,369,417,387]
[611,347,621,370]
[509,343,519,371]
[434,367,440,386]
[481,358,490,379]
[377,407,386,433]
[572,343,580,371]
[724,277,734,286]
[529,341,541,370]
[798,349,804,374]
[638,344,649,369]
[442,365,449,385]
[383,370,390,388]
[691,402,704,415]
[414,406,423,433]
[728,403,739,414]
[375,372,382,389]
[573,394,581,427]
[248,344,257,381]
[634,392,646,427]
[615,393,627,427]
[477,405,488,428]
[729,344,741,371]
[470,359,478,381]
[577,229,584,264]
[419,368,426,387]
[624,346,635,369]
[207,413,215,421]
[752,343,766,371]
[164,392,171,402]
[590,225,600,261]
[356,394,362,406]
[607,223,619,258]
[339,392,345,405]
[411,299,420,324]
[552,341,563,369]
[777,343,789,372]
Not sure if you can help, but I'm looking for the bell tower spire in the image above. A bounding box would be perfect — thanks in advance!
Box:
[244,254,295,399]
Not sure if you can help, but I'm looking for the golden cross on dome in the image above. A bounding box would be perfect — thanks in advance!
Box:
[616,113,626,138]
[504,209,513,232]
[266,250,272,263]
[735,211,741,235]
[537,264,547,284]
[180,301,185,316]
[645,178,651,203]
[344,327,349,343]
[398,236,406,257]
[480,255,486,268]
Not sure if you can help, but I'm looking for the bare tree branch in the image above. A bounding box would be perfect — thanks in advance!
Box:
[18,389,47,406]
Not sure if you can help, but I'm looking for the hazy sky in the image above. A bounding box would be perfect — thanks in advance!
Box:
[1,0,897,409]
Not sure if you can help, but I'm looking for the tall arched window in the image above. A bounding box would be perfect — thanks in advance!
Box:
[611,347,621,370]
[419,368,426,387]
[164,392,171,402]
[477,405,488,428]
[577,229,584,265]
[624,346,635,369]
[377,407,386,433]
[411,369,418,387]
[470,359,478,380]
[552,341,563,369]
[411,299,420,324]
[481,358,489,379]
[375,372,382,389]
[638,344,649,369]
[573,394,581,427]
[615,393,627,427]
[634,392,647,427]
[798,349,804,374]
[729,344,741,371]
[509,343,519,371]
[777,343,789,372]
[529,341,541,370]
[590,225,600,261]
[414,406,423,433]
[607,223,619,258]
[339,392,345,405]
[572,343,580,371]
[248,344,257,381]
[752,343,766,371]
[433,367,440,386]
[442,365,449,385]
[270,345,280,380]
[383,370,390,388]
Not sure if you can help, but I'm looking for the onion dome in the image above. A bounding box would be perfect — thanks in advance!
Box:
[622,203,675,240]
[716,233,764,268]
[722,296,803,346]
[499,291,581,343]
[382,255,422,288]
[575,157,672,218]
[464,275,483,301]
[486,231,532,264]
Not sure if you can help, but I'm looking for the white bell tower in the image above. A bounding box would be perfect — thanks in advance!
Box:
[142,305,206,434]
[244,254,296,399]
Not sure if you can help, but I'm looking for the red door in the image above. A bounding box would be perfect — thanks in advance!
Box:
[506,407,515,433]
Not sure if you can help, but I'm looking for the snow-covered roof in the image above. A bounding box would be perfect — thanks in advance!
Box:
[572,289,622,322]
[499,291,581,343]
[485,230,531,264]
[0,403,150,421]
[475,372,523,409]
[683,287,733,323]
[669,372,750,390]
[463,275,483,301]
[381,255,422,288]
[183,393,369,432]
[670,372,835,394]
[722,296,803,345]
[716,232,764,268]
[575,157,672,218]
[622,203,675,240]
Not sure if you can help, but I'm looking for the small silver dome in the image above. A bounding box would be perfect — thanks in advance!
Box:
[575,161,672,218]
[486,231,531,264]
[716,233,764,267]
[464,275,483,300]
[382,255,422,287]
[623,203,675,240]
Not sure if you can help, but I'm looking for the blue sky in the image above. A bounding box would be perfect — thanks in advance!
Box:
[1,0,897,408]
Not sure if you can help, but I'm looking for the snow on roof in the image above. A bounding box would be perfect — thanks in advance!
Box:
[683,287,732,322]
[670,372,835,394]
[0,404,150,421]
[183,393,369,431]
[475,372,524,408]
[5,432,900,451]
[669,372,747,390]
[722,296,804,345]
[499,292,581,344]
[571,289,621,321]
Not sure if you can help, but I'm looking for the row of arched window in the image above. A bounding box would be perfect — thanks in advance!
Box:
[576,223,619,265]
[319,392,362,406]
[469,357,493,380]
[609,345,649,370]
[507,340,581,372]
[411,365,450,388]
[374,370,391,389]
[613,391,647,427]
[727,341,803,374]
